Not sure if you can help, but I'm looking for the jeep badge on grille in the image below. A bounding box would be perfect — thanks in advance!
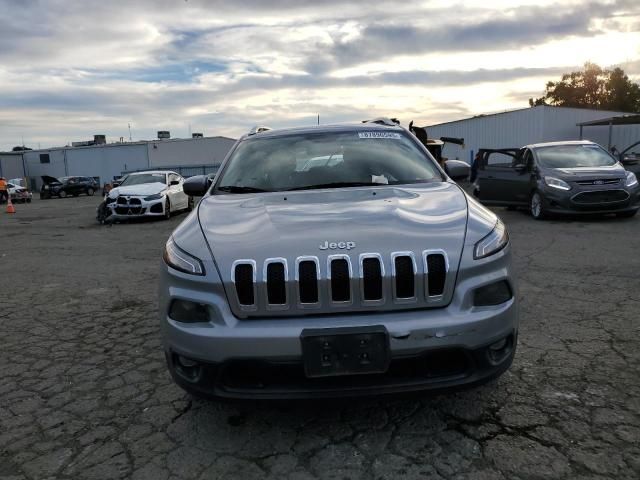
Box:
[319,241,356,250]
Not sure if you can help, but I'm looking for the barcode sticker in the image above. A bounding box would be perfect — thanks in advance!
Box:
[358,132,402,139]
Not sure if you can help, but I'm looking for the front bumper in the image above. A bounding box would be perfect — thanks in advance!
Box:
[11,192,32,202]
[542,183,640,214]
[160,244,518,399]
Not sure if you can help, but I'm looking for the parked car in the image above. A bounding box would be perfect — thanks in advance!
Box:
[159,121,518,399]
[40,175,99,199]
[104,170,193,220]
[8,182,32,203]
[473,141,640,219]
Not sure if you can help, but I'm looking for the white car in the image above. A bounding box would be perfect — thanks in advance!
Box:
[105,170,193,220]
[8,182,33,203]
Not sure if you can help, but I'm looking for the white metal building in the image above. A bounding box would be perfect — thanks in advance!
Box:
[14,135,236,190]
[425,106,640,163]
[0,152,27,180]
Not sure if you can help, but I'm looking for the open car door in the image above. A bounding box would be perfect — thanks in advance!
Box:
[474,148,530,206]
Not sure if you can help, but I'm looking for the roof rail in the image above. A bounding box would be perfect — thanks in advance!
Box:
[362,117,401,127]
[248,125,272,135]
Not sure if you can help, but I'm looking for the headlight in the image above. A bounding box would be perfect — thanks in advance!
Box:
[474,219,509,259]
[163,237,205,275]
[544,176,571,191]
[625,171,638,187]
[144,193,163,201]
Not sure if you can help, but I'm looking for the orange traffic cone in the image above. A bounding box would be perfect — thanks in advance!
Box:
[6,198,15,214]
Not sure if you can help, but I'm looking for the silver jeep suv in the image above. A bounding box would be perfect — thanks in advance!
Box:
[159,121,518,399]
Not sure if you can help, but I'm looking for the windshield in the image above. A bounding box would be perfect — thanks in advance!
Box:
[216,130,442,192]
[119,173,167,186]
[536,144,617,168]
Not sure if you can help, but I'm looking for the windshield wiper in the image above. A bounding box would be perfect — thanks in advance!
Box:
[287,182,383,191]
[217,185,269,194]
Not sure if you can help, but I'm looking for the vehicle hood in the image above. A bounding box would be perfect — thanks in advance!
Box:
[197,182,469,314]
[41,175,61,185]
[108,182,167,197]
[547,164,626,181]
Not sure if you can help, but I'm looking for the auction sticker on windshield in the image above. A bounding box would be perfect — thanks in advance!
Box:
[358,132,402,139]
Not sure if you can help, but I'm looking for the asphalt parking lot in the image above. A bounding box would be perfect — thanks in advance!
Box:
[1,195,639,480]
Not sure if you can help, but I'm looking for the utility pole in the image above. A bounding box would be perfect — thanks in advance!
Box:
[317,114,320,125]
[128,123,132,141]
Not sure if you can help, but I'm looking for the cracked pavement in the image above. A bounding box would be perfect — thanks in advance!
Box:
[1,196,639,479]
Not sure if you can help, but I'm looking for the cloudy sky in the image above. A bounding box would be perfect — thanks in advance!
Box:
[0,0,639,150]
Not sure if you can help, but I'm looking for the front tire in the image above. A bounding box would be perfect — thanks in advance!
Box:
[58,190,67,198]
[530,191,546,220]
[187,196,194,212]
[87,187,95,196]
[164,199,171,220]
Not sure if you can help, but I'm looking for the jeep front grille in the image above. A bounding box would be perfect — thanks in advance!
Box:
[231,250,451,316]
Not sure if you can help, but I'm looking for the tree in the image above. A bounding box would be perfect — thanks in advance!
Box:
[529,63,640,112]
[11,146,32,151]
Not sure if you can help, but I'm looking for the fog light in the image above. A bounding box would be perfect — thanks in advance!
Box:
[169,300,209,323]
[487,335,513,365]
[489,338,507,351]
[474,280,512,307]
[178,355,198,368]
[173,353,201,382]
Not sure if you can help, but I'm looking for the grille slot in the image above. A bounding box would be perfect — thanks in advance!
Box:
[426,254,446,296]
[266,262,286,305]
[394,256,415,299]
[362,257,383,300]
[330,259,351,302]
[298,261,319,304]
[234,264,255,306]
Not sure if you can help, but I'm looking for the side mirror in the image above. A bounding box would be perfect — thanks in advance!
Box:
[183,175,211,196]
[444,159,470,181]
[514,164,527,172]
[170,180,180,186]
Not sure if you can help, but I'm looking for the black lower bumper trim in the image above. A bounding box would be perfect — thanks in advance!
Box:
[166,333,517,400]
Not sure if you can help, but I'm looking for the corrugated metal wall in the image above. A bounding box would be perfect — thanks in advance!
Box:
[147,137,236,167]
[426,106,640,163]
[0,154,26,180]
[24,144,149,190]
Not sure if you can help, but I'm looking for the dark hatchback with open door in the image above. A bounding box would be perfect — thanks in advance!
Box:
[472,141,640,219]
[40,175,99,199]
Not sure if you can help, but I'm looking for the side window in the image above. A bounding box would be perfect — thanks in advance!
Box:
[485,152,516,169]
[169,174,179,184]
[40,153,50,164]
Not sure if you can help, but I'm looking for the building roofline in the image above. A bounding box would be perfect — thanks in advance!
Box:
[13,135,237,153]
[426,105,640,129]
[576,113,640,126]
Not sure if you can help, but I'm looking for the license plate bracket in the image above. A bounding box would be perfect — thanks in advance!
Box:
[300,326,390,378]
